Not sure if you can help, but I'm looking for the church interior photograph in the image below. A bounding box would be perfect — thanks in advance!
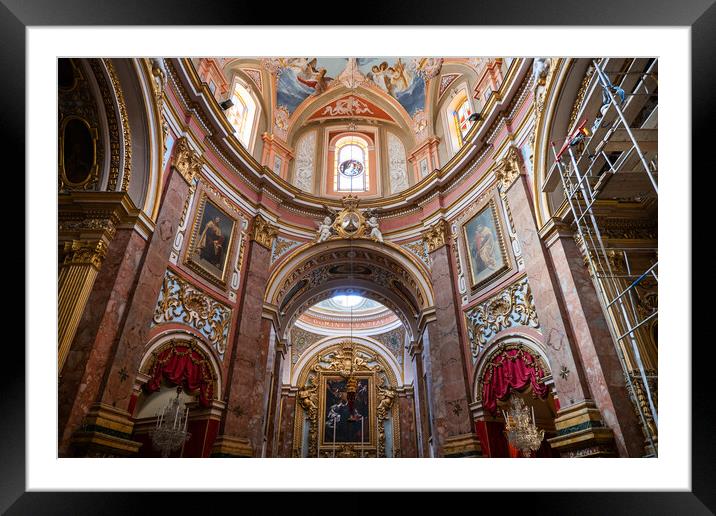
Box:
[57,56,658,459]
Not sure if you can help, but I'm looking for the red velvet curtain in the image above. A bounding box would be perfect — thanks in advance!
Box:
[481,348,548,414]
[144,344,214,407]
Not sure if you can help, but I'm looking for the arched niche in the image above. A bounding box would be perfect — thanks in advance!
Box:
[133,331,223,419]
[472,334,558,457]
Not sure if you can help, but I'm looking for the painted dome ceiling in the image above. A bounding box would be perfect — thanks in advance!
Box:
[194,57,513,199]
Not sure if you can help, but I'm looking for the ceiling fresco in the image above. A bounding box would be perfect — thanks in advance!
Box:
[264,57,443,118]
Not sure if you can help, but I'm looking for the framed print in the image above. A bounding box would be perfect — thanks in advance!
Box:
[462,198,510,290]
[15,1,704,508]
[185,193,236,286]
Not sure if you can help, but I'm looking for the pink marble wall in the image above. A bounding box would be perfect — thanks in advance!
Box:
[217,238,273,456]
[398,395,418,457]
[547,232,644,457]
[98,169,192,412]
[504,176,592,407]
[277,395,297,458]
[423,244,475,456]
[58,227,148,453]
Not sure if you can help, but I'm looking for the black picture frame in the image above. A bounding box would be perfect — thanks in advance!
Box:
[12,0,706,512]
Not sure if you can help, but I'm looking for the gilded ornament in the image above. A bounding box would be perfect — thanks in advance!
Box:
[494,146,524,193]
[103,59,132,192]
[465,276,540,358]
[172,137,204,184]
[62,239,108,270]
[251,215,278,249]
[152,269,232,358]
[422,220,448,253]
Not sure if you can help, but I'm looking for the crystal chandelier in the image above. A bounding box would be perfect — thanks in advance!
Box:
[152,385,191,457]
[501,395,544,457]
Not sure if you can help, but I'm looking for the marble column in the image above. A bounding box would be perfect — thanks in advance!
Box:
[61,138,203,457]
[212,215,277,457]
[276,387,298,458]
[57,193,151,456]
[408,340,429,457]
[265,337,286,457]
[420,221,481,457]
[542,220,645,457]
[397,387,418,457]
[495,147,618,457]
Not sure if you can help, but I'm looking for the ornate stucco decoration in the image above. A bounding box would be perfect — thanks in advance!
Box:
[152,269,232,359]
[316,196,383,242]
[422,219,448,253]
[494,146,524,193]
[465,276,540,359]
[271,236,304,265]
[251,215,278,249]
[172,137,204,184]
[103,59,133,192]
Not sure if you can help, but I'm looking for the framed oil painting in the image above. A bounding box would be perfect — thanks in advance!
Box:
[186,193,236,286]
[462,198,510,290]
[319,375,374,448]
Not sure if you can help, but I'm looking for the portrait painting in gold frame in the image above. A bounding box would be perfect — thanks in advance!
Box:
[186,193,236,286]
[462,198,510,290]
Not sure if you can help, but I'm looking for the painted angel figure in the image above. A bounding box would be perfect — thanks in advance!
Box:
[316,216,334,243]
[366,216,383,243]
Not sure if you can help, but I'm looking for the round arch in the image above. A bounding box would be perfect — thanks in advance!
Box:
[265,239,434,341]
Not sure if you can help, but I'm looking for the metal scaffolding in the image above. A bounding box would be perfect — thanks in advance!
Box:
[548,58,659,456]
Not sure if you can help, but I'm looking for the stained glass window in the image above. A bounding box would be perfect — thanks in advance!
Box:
[334,135,370,192]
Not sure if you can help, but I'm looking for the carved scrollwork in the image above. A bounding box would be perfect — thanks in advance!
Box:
[152,269,232,359]
[465,276,540,359]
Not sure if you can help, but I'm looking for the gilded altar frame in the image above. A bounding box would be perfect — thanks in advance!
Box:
[293,341,401,458]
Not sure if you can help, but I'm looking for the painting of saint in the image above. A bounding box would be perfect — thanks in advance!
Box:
[188,196,236,284]
[322,377,370,444]
[463,201,509,289]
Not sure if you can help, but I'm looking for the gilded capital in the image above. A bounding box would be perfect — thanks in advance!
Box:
[494,146,524,193]
[62,239,109,270]
[422,219,448,253]
[172,137,203,184]
[251,215,278,249]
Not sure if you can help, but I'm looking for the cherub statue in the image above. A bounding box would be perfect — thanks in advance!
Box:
[316,216,334,243]
[533,58,551,87]
[366,216,383,243]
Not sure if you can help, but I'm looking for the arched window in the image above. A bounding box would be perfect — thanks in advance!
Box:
[452,95,473,147]
[444,87,475,153]
[226,79,258,151]
[334,135,370,192]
